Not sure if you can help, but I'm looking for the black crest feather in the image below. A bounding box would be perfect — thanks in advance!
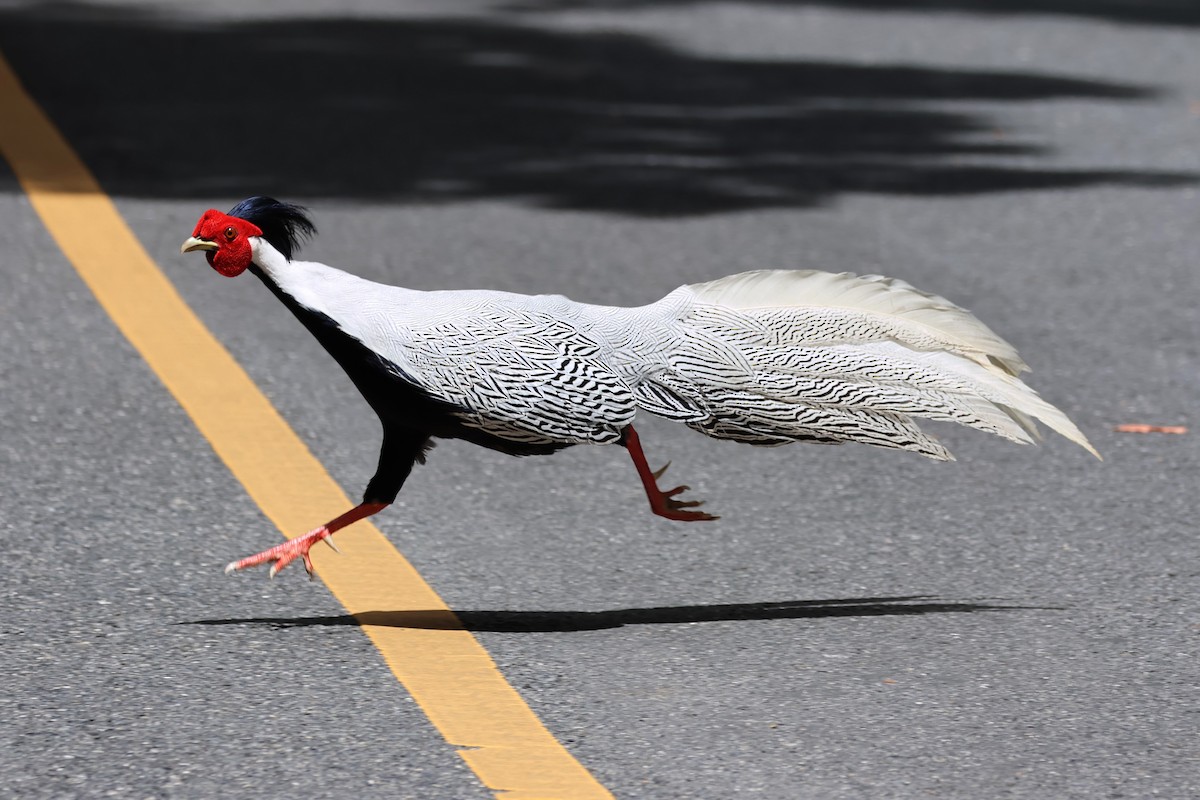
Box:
[227,196,316,261]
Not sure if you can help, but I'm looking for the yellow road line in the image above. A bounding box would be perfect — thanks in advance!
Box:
[0,52,612,800]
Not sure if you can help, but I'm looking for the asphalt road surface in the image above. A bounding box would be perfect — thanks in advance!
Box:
[2,1,1198,798]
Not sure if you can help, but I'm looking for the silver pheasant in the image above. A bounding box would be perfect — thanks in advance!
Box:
[181,197,1097,577]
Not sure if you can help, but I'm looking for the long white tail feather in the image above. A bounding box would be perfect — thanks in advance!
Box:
[688,269,1030,375]
[627,270,1098,460]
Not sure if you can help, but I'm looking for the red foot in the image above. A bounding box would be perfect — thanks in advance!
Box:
[646,465,719,521]
[224,526,338,579]
[624,426,719,522]
[224,502,388,580]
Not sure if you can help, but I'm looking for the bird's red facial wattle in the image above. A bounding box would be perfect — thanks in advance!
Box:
[180,210,263,277]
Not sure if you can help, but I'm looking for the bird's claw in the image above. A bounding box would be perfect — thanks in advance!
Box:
[651,485,719,521]
[224,526,335,579]
[267,550,313,580]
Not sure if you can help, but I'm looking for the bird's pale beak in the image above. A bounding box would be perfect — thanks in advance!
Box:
[181,236,219,254]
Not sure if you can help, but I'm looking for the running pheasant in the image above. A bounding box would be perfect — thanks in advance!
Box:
[181,197,1097,577]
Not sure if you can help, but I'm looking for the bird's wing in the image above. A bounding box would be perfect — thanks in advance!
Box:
[287,271,639,447]
[397,301,638,446]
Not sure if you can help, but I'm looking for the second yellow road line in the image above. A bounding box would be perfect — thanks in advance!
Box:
[0,51,612,800]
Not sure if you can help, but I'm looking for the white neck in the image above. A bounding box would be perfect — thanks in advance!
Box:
[249,237,291,283]
[245,235,405,330]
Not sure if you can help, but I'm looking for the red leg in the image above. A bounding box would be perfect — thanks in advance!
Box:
[623,426,718,521]
[224,502,389,578]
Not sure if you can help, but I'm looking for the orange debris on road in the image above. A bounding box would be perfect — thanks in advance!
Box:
[1114,424,1188,434]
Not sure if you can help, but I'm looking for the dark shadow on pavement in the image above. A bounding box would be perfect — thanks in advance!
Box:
[508,0,1200,29]
[188,595,1055,633]
[0,2,1190,216]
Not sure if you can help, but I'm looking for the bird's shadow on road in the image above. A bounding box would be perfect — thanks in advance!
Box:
[506,0,1200,29]
[0,2,1192,216]
[186,595,1054,633]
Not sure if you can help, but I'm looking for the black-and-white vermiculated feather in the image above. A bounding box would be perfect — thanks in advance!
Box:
[265,256,1096,462]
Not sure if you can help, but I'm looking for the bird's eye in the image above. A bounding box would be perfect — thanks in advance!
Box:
[224,226,237,241]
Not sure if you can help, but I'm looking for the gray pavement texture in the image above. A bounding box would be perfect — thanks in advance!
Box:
[1,0,1198,798]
